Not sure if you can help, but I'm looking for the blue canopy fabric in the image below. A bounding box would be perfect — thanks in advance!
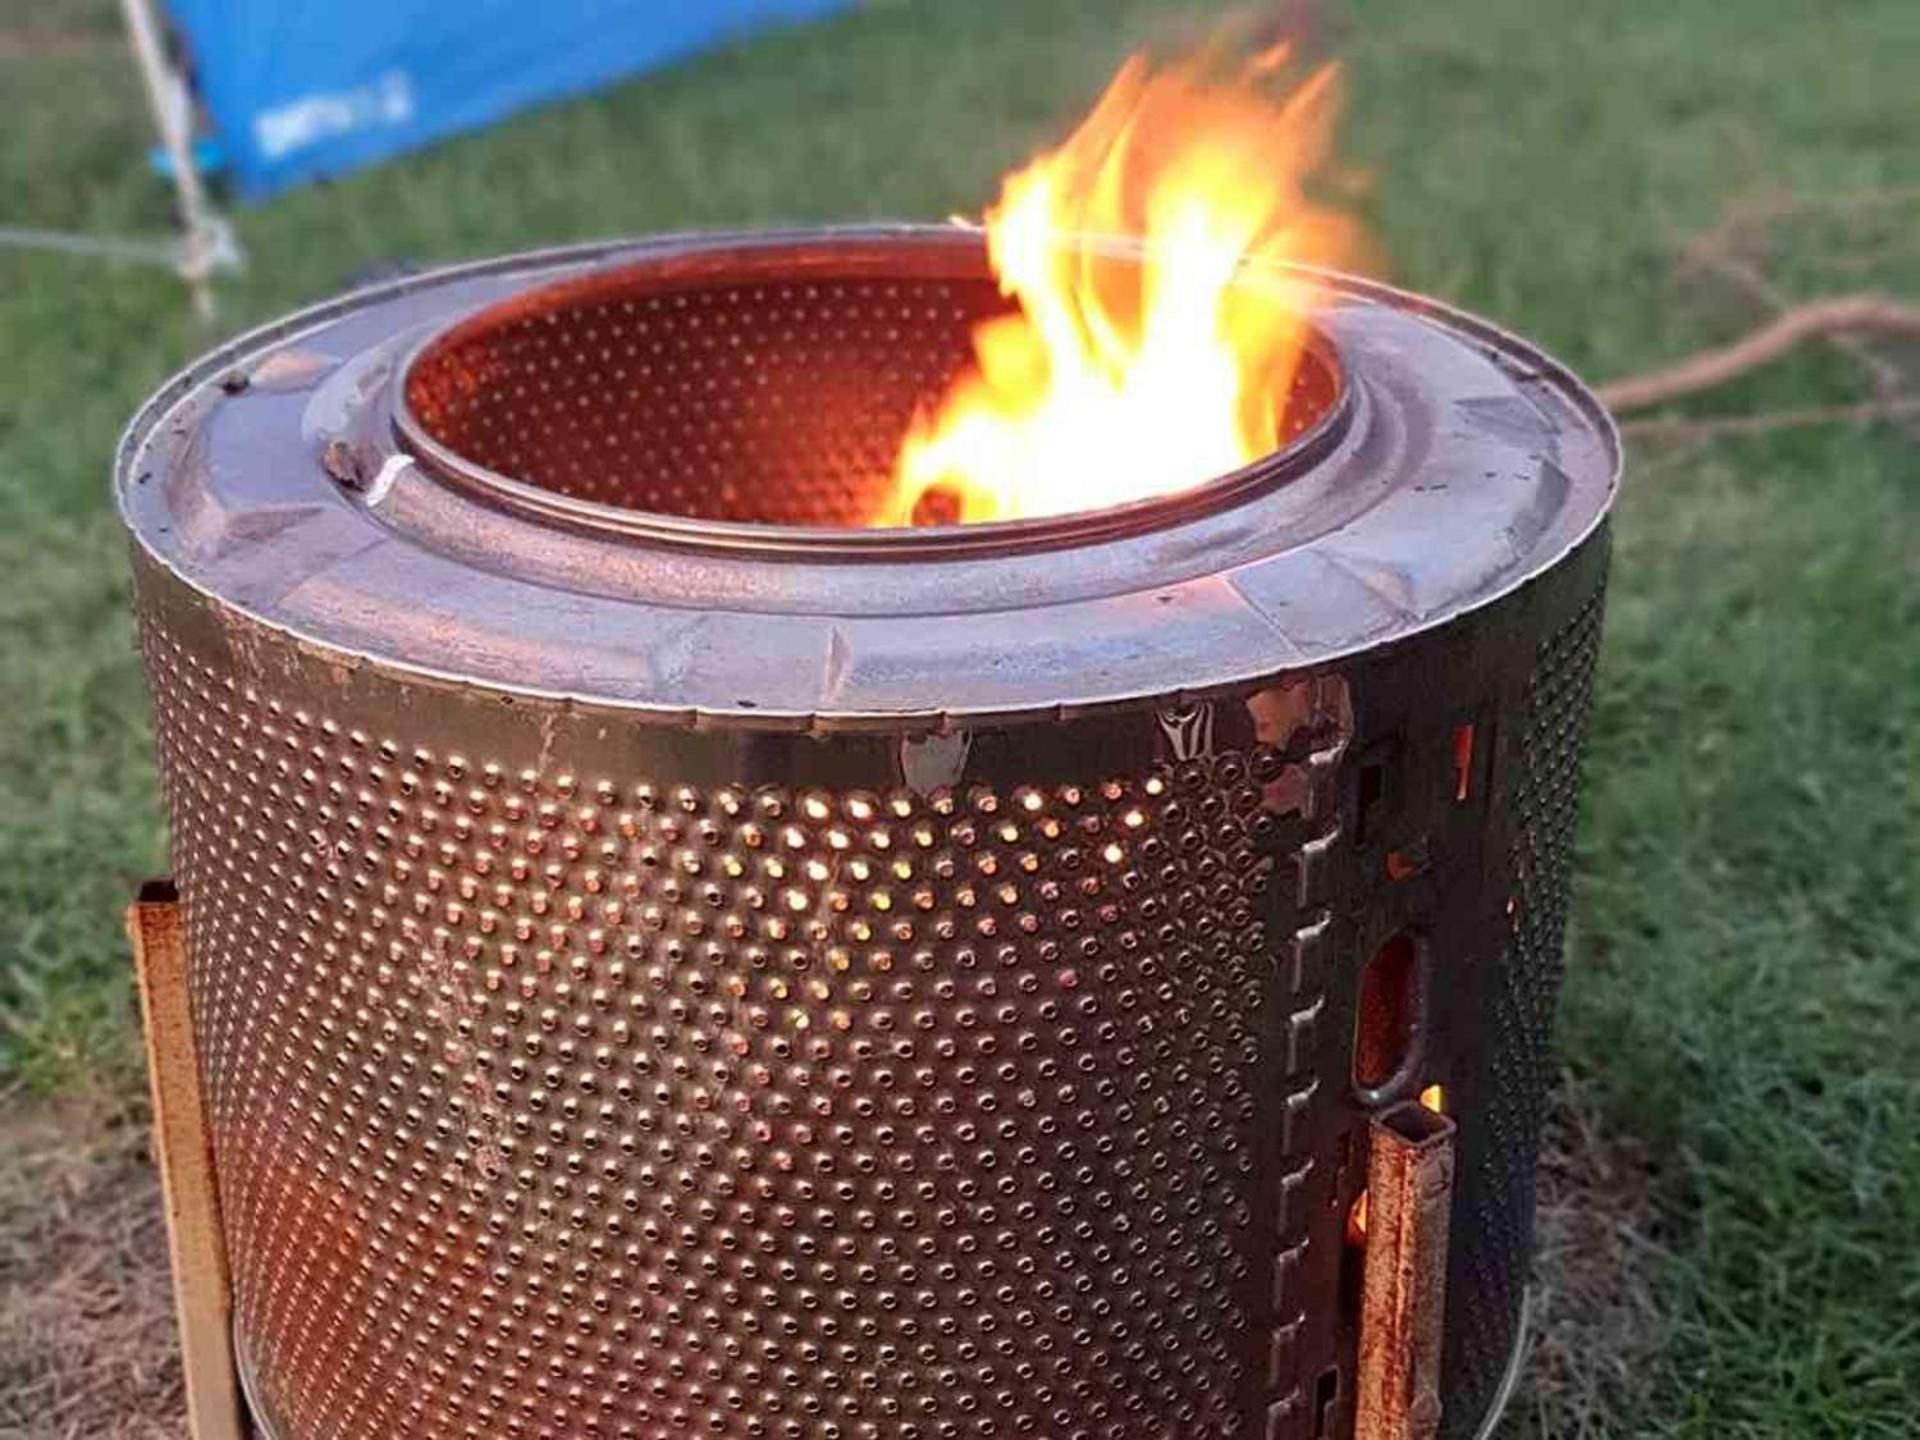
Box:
[165,0,852,200]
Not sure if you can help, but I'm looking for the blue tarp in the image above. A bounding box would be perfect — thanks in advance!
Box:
[165,0,852,200]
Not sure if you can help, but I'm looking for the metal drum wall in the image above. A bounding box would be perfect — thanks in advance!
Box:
[119,230,1618,1440]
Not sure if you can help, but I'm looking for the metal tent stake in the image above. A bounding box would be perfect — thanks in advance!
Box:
[128,880,248,1440]
[120,0,236,317]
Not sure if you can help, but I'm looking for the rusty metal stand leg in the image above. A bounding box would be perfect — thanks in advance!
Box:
[128,879,248,1440]
[1355,1102,1458,1440]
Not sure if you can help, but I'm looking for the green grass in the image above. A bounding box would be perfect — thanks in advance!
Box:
[3,0,1917,1433]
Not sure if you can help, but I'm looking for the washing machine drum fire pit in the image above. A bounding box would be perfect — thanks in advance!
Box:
[118,228,1617,1440]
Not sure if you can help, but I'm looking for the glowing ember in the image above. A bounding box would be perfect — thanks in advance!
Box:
[878,45,1355,526]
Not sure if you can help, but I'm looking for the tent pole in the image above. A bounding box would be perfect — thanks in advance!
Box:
[120,0,221,318]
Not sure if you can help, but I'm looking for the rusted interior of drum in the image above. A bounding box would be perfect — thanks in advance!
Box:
[402,264,1340,529]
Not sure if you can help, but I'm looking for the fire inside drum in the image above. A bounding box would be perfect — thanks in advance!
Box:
[118,229,1618,1440]
[396,252,1343,533]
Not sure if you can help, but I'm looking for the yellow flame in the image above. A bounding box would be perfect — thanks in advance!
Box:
[878,49,1354,526]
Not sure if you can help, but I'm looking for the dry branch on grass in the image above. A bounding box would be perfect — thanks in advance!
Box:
[1681,188,1919,417]
[1598,294,1920,413]
[1597,188,1920,438]
[1620,396,1920,442]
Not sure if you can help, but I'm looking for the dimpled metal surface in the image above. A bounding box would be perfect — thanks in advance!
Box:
[1441,590,1605,1439]
[134,536,1609,1440]
[119,231,1620,1440]
[404,274,993,527]
[140,567,1375,1440]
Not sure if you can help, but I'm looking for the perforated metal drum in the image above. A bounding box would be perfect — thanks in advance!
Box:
[119,228,1617,1440]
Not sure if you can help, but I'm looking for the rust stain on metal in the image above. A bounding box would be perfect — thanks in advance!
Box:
[1356,1100,1457,1440]
[320,436,368,490]
[127,880,248,1440]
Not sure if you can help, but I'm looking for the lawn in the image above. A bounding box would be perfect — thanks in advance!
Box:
[2,0,1917,1435]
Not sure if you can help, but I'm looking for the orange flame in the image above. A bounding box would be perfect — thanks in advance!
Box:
[879,47,1355,526]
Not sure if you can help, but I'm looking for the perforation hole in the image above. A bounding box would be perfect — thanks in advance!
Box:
[1353,932,1420,1092]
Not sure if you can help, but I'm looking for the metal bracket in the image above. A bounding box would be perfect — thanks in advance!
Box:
[128,879,249,1440]
[1355,1101,1458,1440]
